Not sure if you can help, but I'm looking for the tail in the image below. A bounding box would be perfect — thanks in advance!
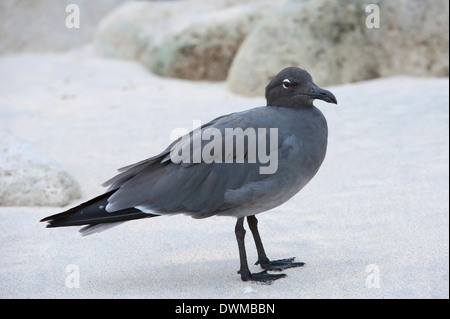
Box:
[40,190,159,235]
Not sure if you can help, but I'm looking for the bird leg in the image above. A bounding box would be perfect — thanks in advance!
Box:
[247,215,305,271]
[235,217,286,283]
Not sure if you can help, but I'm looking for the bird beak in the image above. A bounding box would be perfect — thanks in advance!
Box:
[305,86,337,104]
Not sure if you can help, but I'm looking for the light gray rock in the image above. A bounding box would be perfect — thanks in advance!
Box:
[94,1,155,61]
[144,5,264,81]
[0,127,81,207]
[94,0,282,81]
[227,0,449,96]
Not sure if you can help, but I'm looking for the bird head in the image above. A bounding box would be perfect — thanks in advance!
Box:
[265,67,337,108]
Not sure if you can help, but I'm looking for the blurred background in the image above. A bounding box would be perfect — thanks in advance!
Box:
[1,0,448,95]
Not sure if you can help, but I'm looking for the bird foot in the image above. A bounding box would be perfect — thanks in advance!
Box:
[238,269,286,284]
[255,257,305,271]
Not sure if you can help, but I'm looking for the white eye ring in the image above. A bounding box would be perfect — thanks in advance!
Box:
[282,79,291,89]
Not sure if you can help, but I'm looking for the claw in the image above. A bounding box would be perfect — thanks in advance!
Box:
[240,270,287,284]
[256,257,305,271]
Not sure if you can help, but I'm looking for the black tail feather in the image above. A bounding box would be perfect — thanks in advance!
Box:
[40,190,158,228]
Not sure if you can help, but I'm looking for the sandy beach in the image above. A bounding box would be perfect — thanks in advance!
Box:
[0,50,448,298]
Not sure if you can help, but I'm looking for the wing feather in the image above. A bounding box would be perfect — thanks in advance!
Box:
[104,107,289,218]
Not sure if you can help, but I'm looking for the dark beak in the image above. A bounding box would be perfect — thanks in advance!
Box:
[306,86,337,104]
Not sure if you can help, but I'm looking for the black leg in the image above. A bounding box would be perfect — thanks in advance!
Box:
[235,217,286,283]
[247,215,305,271]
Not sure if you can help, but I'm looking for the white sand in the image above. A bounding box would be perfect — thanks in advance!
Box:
[0,50,448,298]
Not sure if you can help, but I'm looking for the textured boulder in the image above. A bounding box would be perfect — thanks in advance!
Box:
[0,127,81,207]
[94,0,281,81]
[143,6,263,81]
[227,0,449,96]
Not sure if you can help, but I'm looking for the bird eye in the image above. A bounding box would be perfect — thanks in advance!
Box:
[282,79,291,89]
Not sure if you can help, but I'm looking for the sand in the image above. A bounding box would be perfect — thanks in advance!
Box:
[0,49,448,298]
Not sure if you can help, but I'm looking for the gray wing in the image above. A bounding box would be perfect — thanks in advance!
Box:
[102,107,292,219]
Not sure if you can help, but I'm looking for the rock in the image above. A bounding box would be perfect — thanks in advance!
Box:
[227,0,449,96]
[94,0,282,81]
[144,5,263,81]
[94,1,154,61]
[0,126,81,207]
